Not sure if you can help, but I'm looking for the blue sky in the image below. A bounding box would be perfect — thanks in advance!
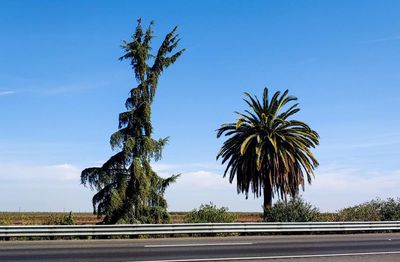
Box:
[1,0,400,212]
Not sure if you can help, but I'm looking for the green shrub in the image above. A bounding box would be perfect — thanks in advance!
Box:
[379,198,400,221]
[336,199,382,221]
[46,212,76,225]
[264,197,320,222]
[184,203,237,223]
[317,212,337,222]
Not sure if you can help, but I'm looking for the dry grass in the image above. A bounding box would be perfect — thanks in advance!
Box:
[0,212,101,225]
[170,212,263,223]
[0,212,263,225]
[0,211,341,225]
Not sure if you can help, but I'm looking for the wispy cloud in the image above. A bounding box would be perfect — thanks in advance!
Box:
[2,160,400,212]
[0,162,81,185]
[320,132,400,154]
[303,166,400,212]
[322,140,400,151]
[158,162,400,212]
[0,162,92,212]
[35,84,95,96]
[173,170,230,190]
[361,35,400,44]
[312,167,400,192]
[153,162,222,174]
[0,90,15,96]
[154,163,228,189]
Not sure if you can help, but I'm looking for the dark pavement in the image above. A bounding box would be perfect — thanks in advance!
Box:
[1,233,400,261]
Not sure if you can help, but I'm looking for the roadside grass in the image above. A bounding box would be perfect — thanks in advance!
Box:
[0,212,265,225]
[0,211,362,225]
[0,212,101,225]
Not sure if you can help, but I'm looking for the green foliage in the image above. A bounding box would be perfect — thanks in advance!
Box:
[264,197,320,222]
[335,198,400,221]
[336,200,381,221]
[0,219,10,225]
[317,212,337,222]
[47,212,76,225]
[217,87,319,217]
[379,198,400,221]
[81,19,184,224]
[184,203,237,223]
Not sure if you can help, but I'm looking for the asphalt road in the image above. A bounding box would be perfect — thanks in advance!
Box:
[1,233,400,261]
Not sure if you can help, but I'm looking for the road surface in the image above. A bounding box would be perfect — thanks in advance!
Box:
[1,233,400,261]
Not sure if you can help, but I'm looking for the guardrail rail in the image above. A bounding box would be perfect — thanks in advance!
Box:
[1,221,400,238]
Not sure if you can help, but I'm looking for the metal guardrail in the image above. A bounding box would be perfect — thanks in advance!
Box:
[1,221,400,238]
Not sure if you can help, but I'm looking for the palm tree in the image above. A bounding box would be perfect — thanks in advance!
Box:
[217,87,319,217]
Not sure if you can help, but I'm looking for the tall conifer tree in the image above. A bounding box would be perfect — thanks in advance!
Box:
[81,19,185,224]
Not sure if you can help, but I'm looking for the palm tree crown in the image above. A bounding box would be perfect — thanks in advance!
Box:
[217,87,319,213]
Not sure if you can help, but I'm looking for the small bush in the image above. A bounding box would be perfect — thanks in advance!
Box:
[264,197,320,222]
[336,199,382,221]
[46,212,76,225]
[379,198,400,221]
[317,212,337,222]
[336,198,400,221]
[184,203,237,223]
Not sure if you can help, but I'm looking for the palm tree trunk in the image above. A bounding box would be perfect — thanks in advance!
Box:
[263,182,273,220]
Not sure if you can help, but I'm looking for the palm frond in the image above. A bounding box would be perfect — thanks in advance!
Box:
[217,87,319,212]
